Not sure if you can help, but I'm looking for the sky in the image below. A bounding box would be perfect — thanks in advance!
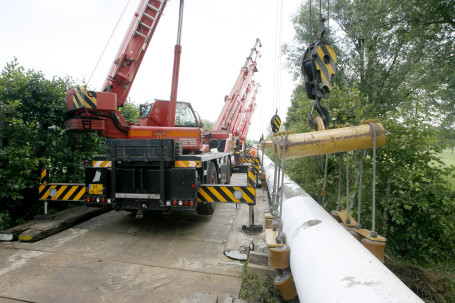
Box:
[0,0,302,141]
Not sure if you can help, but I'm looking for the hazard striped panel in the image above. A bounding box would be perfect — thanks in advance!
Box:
[271,114,281,133]
[39,184,85,201]
[175,160,201,168]
[197,185,256,204]
[92,161,112,168]
[240,157,259,165]
[248,168,256,187]
[41,168,49,184]
[314,43,337,92]
[72,85,97,110]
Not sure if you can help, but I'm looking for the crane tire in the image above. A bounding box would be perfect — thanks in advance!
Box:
[196,162,217,215]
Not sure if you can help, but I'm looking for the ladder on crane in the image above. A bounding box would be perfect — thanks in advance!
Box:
[134,0,167,47]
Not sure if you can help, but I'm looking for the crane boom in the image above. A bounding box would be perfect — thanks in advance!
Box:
[237,82,259,143]
[212,39,261,133]
[103,0,168,107]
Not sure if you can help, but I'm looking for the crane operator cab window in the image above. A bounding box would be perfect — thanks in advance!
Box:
[175,102,197,127]
[140,103,153,119]
[139,101,198,127]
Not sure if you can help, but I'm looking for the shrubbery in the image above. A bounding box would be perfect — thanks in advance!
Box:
[0,60,105,230]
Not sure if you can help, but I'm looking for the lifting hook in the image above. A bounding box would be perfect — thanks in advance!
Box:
[302,16,336,131]
[308,97,330,130]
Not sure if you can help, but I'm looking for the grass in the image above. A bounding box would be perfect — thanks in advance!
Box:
[438,148,455,187]
[385,256,455,303]
[240,263,300,303]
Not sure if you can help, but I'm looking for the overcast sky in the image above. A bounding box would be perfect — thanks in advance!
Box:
[0,0,302,140]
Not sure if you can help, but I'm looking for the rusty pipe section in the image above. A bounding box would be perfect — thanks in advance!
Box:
[272,123,386,159]
[258,140,273,149]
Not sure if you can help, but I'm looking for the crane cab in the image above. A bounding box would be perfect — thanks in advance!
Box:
[128,100,203,152]
[139,100,200,128]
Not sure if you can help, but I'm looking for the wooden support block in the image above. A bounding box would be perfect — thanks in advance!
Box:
[330,210,341,222]
[8,207,110,242]
[264,213,274,229]
[361,238,386,263]
[269,244,290,269]
[349,229,363,242]
[264,212,274,219]
[265,218,273,229]
[353,228,387,242]
[274,271,297,300]
[265,229,283,248]
[336,210,357,227]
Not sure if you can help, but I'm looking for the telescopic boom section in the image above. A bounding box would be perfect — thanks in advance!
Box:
[212,38,261,133]
[237,82,259,143]
[103,0,168,107]
[169,0,185,127]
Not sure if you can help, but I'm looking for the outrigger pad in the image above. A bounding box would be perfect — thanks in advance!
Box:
[241,224,263,235]
[34,214,56,222]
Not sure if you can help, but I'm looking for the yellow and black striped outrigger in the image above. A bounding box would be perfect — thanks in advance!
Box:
[39,168,85,202]
[39,183,85,201]
[197,166,257,204]
[197,185,256,204]
[39,163,258,205]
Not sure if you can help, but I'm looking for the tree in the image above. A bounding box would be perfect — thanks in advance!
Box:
[284,0,454,122]
[200,119,214,131]
[281,0,455,263]
[119,98,140,122]
[0,60,105,229]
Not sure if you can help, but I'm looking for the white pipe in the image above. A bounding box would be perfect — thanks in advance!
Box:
[261,153,422,303]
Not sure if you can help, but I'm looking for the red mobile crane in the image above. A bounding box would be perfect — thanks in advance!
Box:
[54,0,258,217]
[66,0,202,151]
[206,39,261,160]
[236,81,259,144]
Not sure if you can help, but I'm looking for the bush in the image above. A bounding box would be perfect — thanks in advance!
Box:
[0,60,105,229]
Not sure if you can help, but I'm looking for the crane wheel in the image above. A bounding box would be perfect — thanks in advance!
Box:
[225,157,231,184]
[196,162,217,215]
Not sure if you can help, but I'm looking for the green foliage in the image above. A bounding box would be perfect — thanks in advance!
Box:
[240,263,299,303]
[284,0,454,125]
[0,59,105,229]
[284,83,455,264]
[118,98,140,122]
[281,0,455,266]
[378,116,455,263]
[0,211,12,231]
[200,119,214,131]
[438,149,455,187]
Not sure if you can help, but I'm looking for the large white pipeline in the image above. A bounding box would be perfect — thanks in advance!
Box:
[261,153,423,303]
